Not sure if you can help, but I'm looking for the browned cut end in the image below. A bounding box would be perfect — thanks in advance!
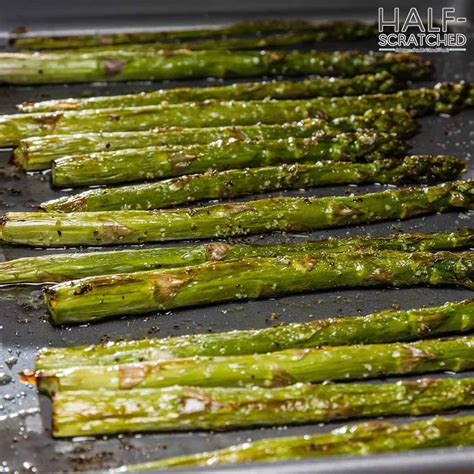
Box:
[11,146,28,170]
[17,100,35,111]
[19,369,37,385]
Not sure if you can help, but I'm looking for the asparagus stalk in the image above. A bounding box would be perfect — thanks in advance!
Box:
[14,109,418,172]
[42,250,473,324]
[2,182,471,247]
[35,299,474,370]
[10,20,378,49]
[34,336,474,392]
[57,31,380,53]
[0,83,469,147]
[52,378,474,436]
[42,156,467,211]
[0,50,432,85]
[24,32,375,55]
[51,132,409,187]
[112,416,474,470]
[17,72,401,113]
[3,230,472,285]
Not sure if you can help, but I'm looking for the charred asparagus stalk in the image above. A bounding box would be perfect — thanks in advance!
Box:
[0,83,469,147]
[111,416,474,470]
[52,378,474,436]
[17,72,401,113]
[34,336,474,392]
[10,20,378,49]
[35,299,474,370]
[43,250,473,324]
[2,182,471,247]
[14,109,418,171]
[51,132,410,187]
[3,230,472,285]
[42,156,466,211]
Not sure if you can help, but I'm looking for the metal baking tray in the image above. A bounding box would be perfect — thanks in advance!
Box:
[0,2,473,472]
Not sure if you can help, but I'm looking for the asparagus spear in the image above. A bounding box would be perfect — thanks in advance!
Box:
[2,182,471,247]
[43,250,473,324]
[14,109,418,172]
[10,20,378,49]
[3,230,472,285]
[17,72,401,113]
[57,31,381,54]
[34,336,474,392]
[42,156,467,211]
[35,299,474,370]
[51,132,409,187]
[52,378,474,436]
[0,83,469,147]
[112,416,474,470]
[26,32,374,55]
[0,50,432,85]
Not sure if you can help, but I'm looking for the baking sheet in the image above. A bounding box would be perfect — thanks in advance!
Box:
[0,24,473,474]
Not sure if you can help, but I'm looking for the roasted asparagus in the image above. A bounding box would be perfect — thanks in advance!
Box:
[2,230,471,285]
[10,20,379,49]
[15,109,417,171]
[35,336,474,392]
[1,83,470,146]
[35,299,474,369]
[42,250,473,323]
[52,378,474,436]
[50,132,409,187]
[0,50,432,85]
[110,416,474,470]
[17,72,401,112]
[1,182,471,247]
[42,156,466,211]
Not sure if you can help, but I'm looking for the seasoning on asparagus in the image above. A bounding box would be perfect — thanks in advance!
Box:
[34,336,474,393]
[10,20,379,49]
[14,109,418,171]
[51,132,410,187]
[2,181,471,247]
[3,230,472,285]
[43,156,466,211]
[17,72,401,113]
[1,82,470,147]
[35,299,474,370]
[51,377,474,436]
[42,250,473,324]
[110,416,474,471]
